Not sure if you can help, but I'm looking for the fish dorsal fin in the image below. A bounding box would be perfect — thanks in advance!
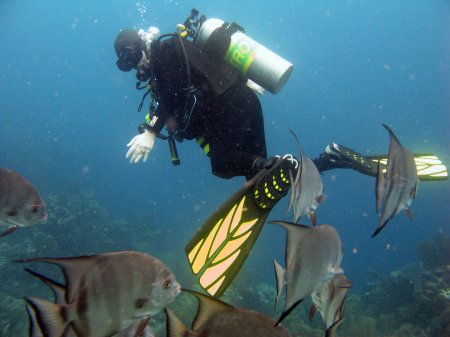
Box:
[287,130,304,219]
[289,130,305,180]
[19,254,99,302]
[382,123,403,149]
[165,308,189,337]
[184,289,234,331]
[25,268,66,304]
[269,220,310,266]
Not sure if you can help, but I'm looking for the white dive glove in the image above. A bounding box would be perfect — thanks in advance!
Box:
[126,129,156,163]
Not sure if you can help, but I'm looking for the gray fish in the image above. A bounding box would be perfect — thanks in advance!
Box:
[20,251,180,337]
[25,268,155,337]
[0,167,47,236]
[24,268,154,337]
[271,221,344,324]
[374,124,419,237]
[288,131,325,225]
[309,273,352,337]
[166,289,292,337]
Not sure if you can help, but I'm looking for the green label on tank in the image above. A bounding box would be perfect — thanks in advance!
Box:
[224,34,256,75]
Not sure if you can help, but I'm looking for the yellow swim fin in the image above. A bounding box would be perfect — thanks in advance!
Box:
[325,143,447,181]
[185,160,293,297]
[368,153,448,181]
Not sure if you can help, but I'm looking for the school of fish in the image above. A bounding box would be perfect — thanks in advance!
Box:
[1,123,425,337]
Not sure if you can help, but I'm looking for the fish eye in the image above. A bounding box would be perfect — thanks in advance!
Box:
[31,205,39,213]
[163,280,172,289]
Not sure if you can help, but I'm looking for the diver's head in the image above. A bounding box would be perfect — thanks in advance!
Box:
[115,27,160,82]
[115,29,146,72]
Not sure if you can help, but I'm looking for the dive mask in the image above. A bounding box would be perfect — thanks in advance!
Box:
[116,46,142,72]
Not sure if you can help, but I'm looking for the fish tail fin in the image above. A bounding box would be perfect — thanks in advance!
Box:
[165,308,188,337]
[273,259,285,309]
[26,297,68,337]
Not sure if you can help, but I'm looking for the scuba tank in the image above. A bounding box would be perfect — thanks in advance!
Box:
[196,18,293,94]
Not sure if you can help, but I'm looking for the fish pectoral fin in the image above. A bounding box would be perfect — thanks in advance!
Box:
[309,210,317,226]
[4,207,17,216]
[273,259,285,309]
[0,226,18,237]
[404,208,413,220]
[133,317,151,337]
[308,303,318,322]
[165,308,188,337]
[316,194,326,204]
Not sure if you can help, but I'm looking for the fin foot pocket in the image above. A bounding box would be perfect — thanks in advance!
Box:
[252,157,296,210]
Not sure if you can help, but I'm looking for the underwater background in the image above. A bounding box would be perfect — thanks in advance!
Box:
[0,0,449,336]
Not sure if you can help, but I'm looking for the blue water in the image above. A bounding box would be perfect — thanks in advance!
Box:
[1,0,449,335]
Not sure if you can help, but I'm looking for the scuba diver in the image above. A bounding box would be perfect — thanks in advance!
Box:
[114,9,447,298]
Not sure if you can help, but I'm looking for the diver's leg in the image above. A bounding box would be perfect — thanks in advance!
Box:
[206,84,267,179]
[313,143,378,176]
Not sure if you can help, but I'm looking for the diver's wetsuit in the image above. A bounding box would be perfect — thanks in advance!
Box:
[141,36,267,179]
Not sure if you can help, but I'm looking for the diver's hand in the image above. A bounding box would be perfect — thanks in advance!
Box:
[126,129,156,163]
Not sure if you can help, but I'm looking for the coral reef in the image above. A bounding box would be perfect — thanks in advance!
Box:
[0,188,448,337]
[0,189,162,336]
[416,233,450,270]
[358,233,450,337]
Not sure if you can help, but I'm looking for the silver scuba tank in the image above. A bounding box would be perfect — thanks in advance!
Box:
[196,18,293,94]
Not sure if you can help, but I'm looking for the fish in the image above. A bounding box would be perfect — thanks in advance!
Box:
[165,289,292,337]
[374,124,419,237]
[0,167,47,236]
[19,251,180,337]
[287,131,325,225]
[309,273,352,337]
[271,221,344,325]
